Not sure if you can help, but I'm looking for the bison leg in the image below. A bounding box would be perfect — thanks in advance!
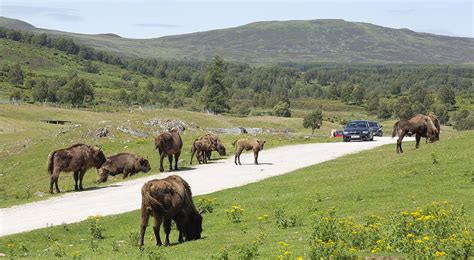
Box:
[398,134,405,154]
[73,171,79,191]
[190,148,195,165]
[174,152,180,170]
[415,133,421,149]
[152,215,163,247]
[253,151,259,165]
[168,155,173,171]
[139,206,150,248]
[206,150,211,161]
[50,169,61,194]
[163,218,172,246]
[78,170,86,190]
[235,148,243,165]
[159,153,166,172]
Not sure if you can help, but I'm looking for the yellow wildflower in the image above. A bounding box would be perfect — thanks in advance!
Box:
[371,247,379,253]
[406,233,415,238]
[297,256,303,260]
[415,239,423,244]
[435,251,447,257]
[423,235,430,241]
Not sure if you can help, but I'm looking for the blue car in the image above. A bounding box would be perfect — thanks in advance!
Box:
[343,120,374,142]
[369,121,383,137]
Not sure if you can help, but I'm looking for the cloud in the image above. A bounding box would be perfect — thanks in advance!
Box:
[135,23,182,28]
[1,5,82,22]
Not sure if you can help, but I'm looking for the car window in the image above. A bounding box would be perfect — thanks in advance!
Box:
[347,122,367,128]
[369,122,378,127]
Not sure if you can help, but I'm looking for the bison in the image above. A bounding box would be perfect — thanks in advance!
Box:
[96,153,151,183]
[427,112,441,143]
[139,175,203,247]
[201,133,226,160]
[47,143,106,194]
[392,114,439,154]
[190,138,215,164]
[154,129,183,172]
[233,138,266,165]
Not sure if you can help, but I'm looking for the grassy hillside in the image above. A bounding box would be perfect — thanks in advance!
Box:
[0,104,348,207]
[1,16,473,64]
[1,131,472,258]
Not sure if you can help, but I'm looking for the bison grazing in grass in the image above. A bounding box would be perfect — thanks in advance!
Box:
[96,153,151,183]
[190,138,215,164]
[154,129,183,172]
[139,175,203,247]
[47,143,106,194]
[233,138,266,165]
[201,133,226,160]
[392,114,439,154]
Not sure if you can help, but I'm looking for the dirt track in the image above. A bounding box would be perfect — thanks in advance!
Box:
[0,137,406,236]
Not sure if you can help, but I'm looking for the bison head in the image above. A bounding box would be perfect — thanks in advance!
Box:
[216,143,226,156]
[257,140,266,150]
[184,212,203,241]
[140,158,151,173]
[92,147,107,168]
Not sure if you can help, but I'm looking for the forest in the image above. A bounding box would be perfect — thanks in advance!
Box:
[1,26,473,129]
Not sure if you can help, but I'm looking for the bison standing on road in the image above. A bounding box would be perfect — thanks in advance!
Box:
[47,143,106,194]
[96,153,151,183]
[139,175,203,247]
[201,133,226,160]
[233,138,266,165]
[190,138,215,164]
[154,129,183,172]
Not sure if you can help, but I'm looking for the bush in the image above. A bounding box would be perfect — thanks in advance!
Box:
[197,197,217,214]
[87,215,104,239]
[453,110,474,130]
[273,101,291,117]
[308,202,472,258]
[225,204,244,223]
[230,104,251,117]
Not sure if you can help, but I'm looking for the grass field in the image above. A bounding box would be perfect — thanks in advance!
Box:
[1,130,472,259]
[0,103,349,207]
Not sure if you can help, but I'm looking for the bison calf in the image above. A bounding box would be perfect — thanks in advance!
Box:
[201,133,226,160]
[139,175,203,247]
[97,153,151,183]
[233,138,266,165]
[190,139,215,164]
[47,144,106,194]
[154,129,183,172]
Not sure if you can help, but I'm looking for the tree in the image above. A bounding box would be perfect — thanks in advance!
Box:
[366,92,380,114]
[303,107,323,136]
[9,63,24,86]
[350,85,365,105]
[57,78,94,106]
[83,60,99,74]
[200,56,229,114]
[272,101,291,117]
[438,86,456,106]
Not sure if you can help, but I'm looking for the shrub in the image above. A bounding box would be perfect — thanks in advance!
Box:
[87,215,104,239]
[274,207,300,229]
[225,204,244,223]
[197,197,217,214]
[273,101,291,117]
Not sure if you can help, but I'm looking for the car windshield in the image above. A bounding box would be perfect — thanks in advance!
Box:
[347,122,367,128]
[369,122,378,127]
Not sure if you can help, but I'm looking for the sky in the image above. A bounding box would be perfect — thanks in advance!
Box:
[0,0,472,39]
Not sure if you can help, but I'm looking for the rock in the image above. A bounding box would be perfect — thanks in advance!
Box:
[144,119,187,133]
[35,191,45,197]
[95,127,109,138]
[117,126,149,138]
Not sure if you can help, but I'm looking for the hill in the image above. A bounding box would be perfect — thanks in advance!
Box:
[1,16,473,64]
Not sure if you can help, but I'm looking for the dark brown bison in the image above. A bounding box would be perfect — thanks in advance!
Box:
[96,153,151,183]
[154,129,183,172]
[190,138,215,164]
[392,114,439,154]
[139,175,203,247]
[233,138,266,165]
[47,143,106,194]
[201,133,226,160]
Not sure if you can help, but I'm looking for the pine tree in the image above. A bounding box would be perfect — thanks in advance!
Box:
[200,56,229,114]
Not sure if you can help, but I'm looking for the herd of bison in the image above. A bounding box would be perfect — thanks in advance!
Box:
[44,112,440,247]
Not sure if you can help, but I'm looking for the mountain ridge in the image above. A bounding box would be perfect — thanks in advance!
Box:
[1,16,473,64]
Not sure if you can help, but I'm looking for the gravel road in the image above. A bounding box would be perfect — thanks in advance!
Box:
[0,137,404,236]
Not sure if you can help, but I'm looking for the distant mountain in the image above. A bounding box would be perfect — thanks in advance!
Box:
[1,16,473,64]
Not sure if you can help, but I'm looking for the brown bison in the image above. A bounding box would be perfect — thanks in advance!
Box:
[427,112,441,143]
[392,114,439,154]
[47,143,106,194]
[190,138,215,164]
[96,153,151,183]
[139,175,203,247]
[201,133,226,160]
[154,129,183,172]
[233,138,266,165]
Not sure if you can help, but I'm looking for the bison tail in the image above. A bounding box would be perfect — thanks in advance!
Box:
[47,151,56,175]
[391,122,398,138]
[232,140,237,146]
